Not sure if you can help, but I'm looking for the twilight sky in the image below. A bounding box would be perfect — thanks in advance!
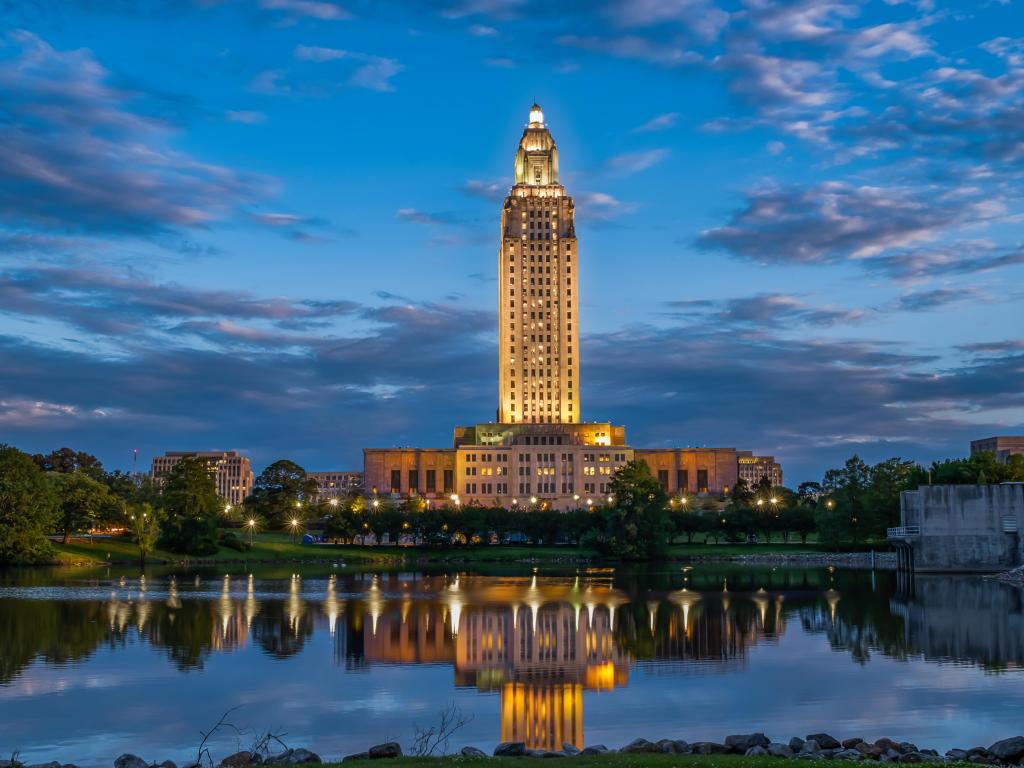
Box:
[1,0,1022,484]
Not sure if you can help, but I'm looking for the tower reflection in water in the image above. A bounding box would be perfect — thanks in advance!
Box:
[346,574,776,751]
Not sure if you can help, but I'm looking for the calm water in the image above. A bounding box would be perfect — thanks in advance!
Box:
[1,564,1023,766]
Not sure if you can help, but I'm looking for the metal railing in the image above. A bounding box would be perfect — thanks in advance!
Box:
[887,526,921,538]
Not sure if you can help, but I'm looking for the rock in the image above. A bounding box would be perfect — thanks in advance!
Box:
[989,738,1024,763]
[884,750,902,762]
[182,762,200,768]
[494,743,527,758]
[967,748,991,759]
[844,740,867,750]
[663,741,689,755]
[898,744,920,756]
[115,756,148,768]
[968,756,998,766]
[820,750,841,759]
[835,749,866,761]
[802,740,823,755]
[153,762,178,768]
[768,744,795,759]
[220,753,258,768]
[341,754,369,763]
[28,763,61,768]
[920,750,939,758]
[808,735,842,751]
[579,747,608,756]
[897,753,940,764]
[856,743,885,759]
[690,743,728,756]
[876,741,900,752]
[796,754,825,761]
[461,747,488,758]
[368,744,401,760]
[727,734,772,753]
[745,747,768,757]
[620,739,661,754]
[560,744,580,757]
[525,750,564,759]
[790,738,807,753]
[946,750,968,761]
[266,750,320,766]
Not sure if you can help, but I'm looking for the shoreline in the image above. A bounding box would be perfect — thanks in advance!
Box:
[42,548,896,570]
[14,731,1024,768]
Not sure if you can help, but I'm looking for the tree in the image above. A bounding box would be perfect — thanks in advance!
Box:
[160,457,220,555]
[130,503,162,568]
[32,447,106,481]
[50,470,112,543]
[591,461,671,558]
[672,506,708,544]
[865,458,921,535]
[246,460,318,530]
[729,478,754,506]
[0,445,58,563]
[782,505,816,545]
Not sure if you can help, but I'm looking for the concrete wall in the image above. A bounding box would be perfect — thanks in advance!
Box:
[899,484,1023,571]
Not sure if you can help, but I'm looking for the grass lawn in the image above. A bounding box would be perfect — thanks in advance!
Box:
[51,531,849,568]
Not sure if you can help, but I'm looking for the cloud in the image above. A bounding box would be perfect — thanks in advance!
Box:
[697,181,997,266]
[0,31,263,237]
[575,192,636,223]
[605,148,669,175]
[634,112,679,133]
[259,0,350,21]
[667,293,866,328]
[484,56,517,68]
[255,45,404,94]
[894,288,978,312]
[468,24,498,36]
[224,109,267,124]
[462,179,504,201]
[395,208,461,226]
[558,34,702,67]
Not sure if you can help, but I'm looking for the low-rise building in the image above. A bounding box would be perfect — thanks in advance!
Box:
[150,450,254,506]
[889,484,1023,571]
[308,471,363,498]
[971,436,1024,464]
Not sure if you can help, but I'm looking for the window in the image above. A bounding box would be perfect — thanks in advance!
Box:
[657,469,669,491]
[443,469,454,494]
[677,469,688,492]
[390,469,401,494]
[408,469,418,493]
[426,469,436,493]
[697,469,709,493]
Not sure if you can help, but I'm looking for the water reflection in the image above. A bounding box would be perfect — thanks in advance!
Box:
[1,567,1023,758]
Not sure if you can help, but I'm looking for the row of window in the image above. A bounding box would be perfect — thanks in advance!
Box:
[656,468,710,493]
[464,482,508,495]
[466,466,509,476]
[389,468,454,495]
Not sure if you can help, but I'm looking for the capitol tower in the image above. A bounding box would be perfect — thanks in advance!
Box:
[363,104,781,507]
[498,104,579,424]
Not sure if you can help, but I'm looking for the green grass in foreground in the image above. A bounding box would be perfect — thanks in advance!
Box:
[51,532,860,567]
[278,757,967,768]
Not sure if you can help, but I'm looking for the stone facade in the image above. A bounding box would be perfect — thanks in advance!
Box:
[498,104,579,424]
[150,450,254,506]
[737,452,784,489]
[971,436,1024,463]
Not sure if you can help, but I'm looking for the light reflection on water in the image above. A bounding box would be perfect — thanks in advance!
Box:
[0,566,1022,767]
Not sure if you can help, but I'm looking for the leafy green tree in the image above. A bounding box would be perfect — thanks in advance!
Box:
[0,445,57,563]
[926,451,1024,485]
[797,481,822,508]
[32,447,106,481]
[592,461,671,558]
[245,459,318,529]
[671,506,708,544]
[865,458,921,534]
[130,502,162,568]
[159,457,220,555]
[729,478,754,506]
[50,470,113,543]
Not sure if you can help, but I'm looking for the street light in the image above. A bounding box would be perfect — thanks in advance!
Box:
[606,495,613,504]
[586,498,593,507]
[247,518,256,546]
[530,496,538,505]
[372,499,380,509]
[450,493,460,506]
[329,498,339,507]
[290,517,301,543]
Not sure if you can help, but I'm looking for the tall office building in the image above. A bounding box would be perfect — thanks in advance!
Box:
[150,450,254,506]
[498,104,579,424]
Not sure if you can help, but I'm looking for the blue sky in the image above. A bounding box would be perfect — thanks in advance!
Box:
[1,0,1022,484]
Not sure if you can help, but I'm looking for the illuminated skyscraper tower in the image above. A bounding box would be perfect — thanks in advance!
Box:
[498,104,579,424]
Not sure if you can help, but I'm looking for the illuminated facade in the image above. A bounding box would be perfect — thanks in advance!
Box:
[362,105,780,505]
[499,104,579,425]
[736,452,784,489]
[150,450,254,506]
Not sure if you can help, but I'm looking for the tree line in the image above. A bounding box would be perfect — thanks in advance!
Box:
[0,443,1021,563]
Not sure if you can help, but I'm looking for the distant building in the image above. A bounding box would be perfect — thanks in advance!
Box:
[150,451,254,506]
[971,436,1024,464]
[737,452,784,489]
[361,105,780,510]
[308,471,363,498]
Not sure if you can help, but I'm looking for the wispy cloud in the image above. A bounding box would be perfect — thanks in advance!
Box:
[633,112,679,133]
[605,148,669,175]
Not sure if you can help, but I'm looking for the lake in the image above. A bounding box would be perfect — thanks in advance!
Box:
[1,564,1023,766]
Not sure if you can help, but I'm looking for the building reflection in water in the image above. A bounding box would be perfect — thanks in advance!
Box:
[6,570,1024,748]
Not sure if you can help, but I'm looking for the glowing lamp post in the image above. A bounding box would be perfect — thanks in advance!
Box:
[247,518,256,546]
